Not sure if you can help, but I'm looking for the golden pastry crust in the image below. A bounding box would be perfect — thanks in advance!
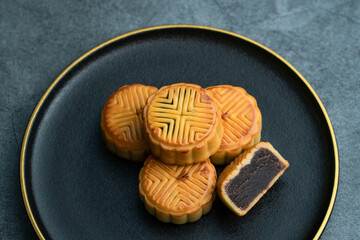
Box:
[206,85,262,165]
[101,84,158,162]
[143,83,223,165]
[217,142,289,216]
[139,155,217,224]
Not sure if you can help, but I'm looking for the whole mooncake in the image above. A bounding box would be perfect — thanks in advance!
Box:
[139,155,217,224]
[217,142,289,216]
[101,84,158,162]
[143,83,223,165]
[206,85,262,165]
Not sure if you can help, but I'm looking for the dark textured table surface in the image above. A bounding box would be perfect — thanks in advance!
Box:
[1,0,359,239]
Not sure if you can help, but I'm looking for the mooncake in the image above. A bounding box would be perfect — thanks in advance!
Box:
[101,84,158,162]
[139,155,217,224]
[217,142,289,216]
[143,83,223,165]
[206,85,262,165]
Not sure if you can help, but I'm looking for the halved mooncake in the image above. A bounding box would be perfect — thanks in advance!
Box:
[101,84,158,162]
[139,155,217,224]
[143,83,223,165]
[206,85,262,165]
[217,142,289,216]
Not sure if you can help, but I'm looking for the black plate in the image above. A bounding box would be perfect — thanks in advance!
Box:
[21,25,338,240]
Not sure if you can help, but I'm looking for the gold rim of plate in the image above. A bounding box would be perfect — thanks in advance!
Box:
[20,24,339,240]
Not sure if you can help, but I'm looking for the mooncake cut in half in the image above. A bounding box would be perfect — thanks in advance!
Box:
[206,85,262,165]
[217,142,289,216]
[143,83,223,165]
[139,155,217,224]
[101,84,158,162]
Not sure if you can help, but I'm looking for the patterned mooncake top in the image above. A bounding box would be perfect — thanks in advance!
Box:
[206,85,262,150]
[102,84,158,148]
[145,83,219,146]
[140,155,216,212]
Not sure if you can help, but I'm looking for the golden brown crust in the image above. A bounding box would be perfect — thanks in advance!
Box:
[139,155,217,224]
[143,83,223,165]
[206,85,262,165]
[217,142,289,216]
[101,84,158,162]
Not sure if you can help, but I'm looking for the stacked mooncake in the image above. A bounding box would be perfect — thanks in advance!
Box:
[101,82,288,223]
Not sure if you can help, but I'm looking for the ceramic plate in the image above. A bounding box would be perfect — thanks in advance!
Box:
[21,25,338,240]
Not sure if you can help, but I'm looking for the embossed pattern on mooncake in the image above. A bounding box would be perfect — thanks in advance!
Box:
[143,83,223,165]
[139,155,216,224]
[148,85,215,145]
[206,85,262,165]
[101,84,158,162]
